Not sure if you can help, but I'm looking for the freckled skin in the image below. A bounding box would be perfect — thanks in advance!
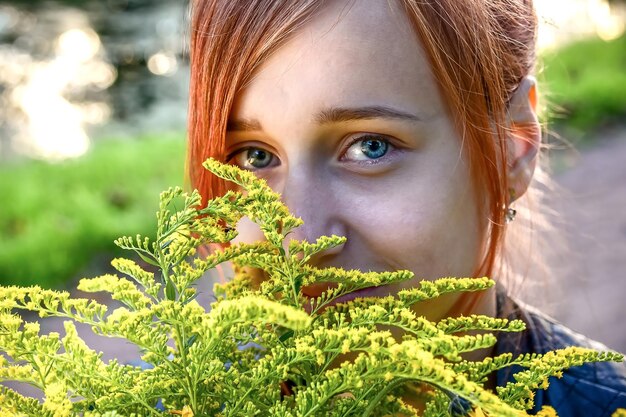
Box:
[227,0,493,322]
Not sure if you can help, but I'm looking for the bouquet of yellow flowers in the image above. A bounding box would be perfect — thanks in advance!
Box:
[0,160,623,417]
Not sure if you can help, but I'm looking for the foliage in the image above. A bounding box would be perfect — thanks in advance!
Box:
[540,34,626,140]
[0,160,623,416]
[0,134,185,288]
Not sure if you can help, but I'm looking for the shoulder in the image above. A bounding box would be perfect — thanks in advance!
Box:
[495,294,626,416]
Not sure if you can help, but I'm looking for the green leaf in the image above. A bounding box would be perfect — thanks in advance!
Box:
[136,250,160,268]
[279,329,294,343]
[165,278,177,301]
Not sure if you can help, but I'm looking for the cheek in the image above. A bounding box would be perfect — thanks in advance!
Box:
[232,216,265,245]
[341,167,483,279]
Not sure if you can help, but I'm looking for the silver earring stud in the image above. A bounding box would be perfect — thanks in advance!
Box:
[505,188,517,223]
[505,207,517,223]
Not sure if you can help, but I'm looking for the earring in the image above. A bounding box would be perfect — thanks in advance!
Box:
[505,206,517,223]
[505,188,517,223]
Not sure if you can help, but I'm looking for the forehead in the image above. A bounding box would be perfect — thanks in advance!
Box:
[233,0,446,124]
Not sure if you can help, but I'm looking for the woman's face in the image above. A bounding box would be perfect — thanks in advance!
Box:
[227,0,484,314]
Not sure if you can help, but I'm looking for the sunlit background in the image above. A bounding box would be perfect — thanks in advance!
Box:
[0,0,188,161]
[536,0,625,48]
[0,0,623,161]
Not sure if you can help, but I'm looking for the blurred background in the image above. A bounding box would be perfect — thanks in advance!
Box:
[0,0,624,353]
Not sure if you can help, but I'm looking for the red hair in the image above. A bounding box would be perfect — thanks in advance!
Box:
[187,0,538,278]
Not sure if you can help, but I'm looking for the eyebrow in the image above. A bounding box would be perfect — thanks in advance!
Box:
[226,118,262,132]
[226,105,422,132]
[315,106,422,124]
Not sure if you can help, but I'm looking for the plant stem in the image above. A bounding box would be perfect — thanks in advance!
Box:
[174,325,198,412]
[361,378,408,417]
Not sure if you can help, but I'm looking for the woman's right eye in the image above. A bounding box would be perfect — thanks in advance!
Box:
[228,147,279,170]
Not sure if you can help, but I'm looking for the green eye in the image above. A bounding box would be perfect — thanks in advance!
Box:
[230,147,277,170]
[246,149,273,168]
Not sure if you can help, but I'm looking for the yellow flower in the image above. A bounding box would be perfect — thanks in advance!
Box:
[612,408,626,417]
[470,407,486,417]
[170,405,194,417]
[534,406,558,417]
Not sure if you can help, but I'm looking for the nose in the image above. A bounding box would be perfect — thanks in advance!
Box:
[278,168,347,261]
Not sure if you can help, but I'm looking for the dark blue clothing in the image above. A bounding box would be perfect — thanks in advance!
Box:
[495,292,626,416]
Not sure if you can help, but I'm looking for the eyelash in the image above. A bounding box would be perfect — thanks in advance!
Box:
[226,134,396,170]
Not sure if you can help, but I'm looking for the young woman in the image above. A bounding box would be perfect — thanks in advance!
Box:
[186,0,626,414]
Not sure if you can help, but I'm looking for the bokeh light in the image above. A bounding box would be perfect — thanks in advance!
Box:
[6,26,116,161]
[56,28,100,63]
[147,51,178,76]
[536,0,626,50]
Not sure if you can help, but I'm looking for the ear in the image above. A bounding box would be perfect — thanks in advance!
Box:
[506,76,541,202]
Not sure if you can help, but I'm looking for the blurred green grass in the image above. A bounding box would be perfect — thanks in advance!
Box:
[539,34,626,140]
[0,134,186,288]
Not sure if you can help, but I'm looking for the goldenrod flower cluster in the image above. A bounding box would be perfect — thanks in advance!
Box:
[0,159,623,416]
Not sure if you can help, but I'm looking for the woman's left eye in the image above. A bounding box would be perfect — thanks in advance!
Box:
[342,135,393,162]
